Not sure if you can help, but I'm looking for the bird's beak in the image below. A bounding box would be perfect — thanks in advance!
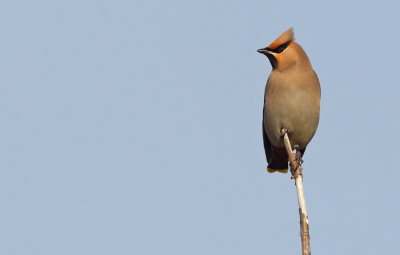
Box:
[257,47,273,55]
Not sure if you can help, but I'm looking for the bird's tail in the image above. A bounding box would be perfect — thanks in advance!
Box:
[267,147,289,174]
[267,167,288,174]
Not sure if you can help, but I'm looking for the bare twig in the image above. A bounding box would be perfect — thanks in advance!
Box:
[281,129,311,255]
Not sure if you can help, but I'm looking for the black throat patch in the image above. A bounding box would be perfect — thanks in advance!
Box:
[266,54,278,69]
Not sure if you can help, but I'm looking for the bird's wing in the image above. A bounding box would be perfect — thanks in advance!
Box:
[262,106,272,164]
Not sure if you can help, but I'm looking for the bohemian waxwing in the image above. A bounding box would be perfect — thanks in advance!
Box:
[258,28,321,173]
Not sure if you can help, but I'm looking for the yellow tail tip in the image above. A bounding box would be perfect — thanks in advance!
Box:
[267,168,288,174]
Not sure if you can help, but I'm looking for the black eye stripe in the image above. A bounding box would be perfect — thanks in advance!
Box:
[267,40,292,54]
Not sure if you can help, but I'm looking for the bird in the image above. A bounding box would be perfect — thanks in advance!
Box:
[258,28,321,173]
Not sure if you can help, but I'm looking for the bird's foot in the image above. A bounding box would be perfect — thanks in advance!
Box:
[289,148,303,179]
[290,165,303,179]
[295,150,304,166]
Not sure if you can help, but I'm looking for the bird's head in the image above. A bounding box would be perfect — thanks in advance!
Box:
[258,28,310,71]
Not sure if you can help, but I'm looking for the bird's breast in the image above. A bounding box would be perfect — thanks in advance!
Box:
[263,70,320,149]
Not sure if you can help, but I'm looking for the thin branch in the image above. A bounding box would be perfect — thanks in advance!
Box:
[281,129,311,255]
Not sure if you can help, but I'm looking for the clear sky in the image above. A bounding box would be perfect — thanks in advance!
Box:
[1,0,399,254]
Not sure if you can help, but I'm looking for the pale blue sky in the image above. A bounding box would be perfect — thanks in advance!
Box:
[1,0,399,254]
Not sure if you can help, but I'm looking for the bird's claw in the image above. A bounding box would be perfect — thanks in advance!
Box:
[295,150,303,166]
[291,165,303,179]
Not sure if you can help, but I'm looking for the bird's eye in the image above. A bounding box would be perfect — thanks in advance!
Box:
[276,46,285,53]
